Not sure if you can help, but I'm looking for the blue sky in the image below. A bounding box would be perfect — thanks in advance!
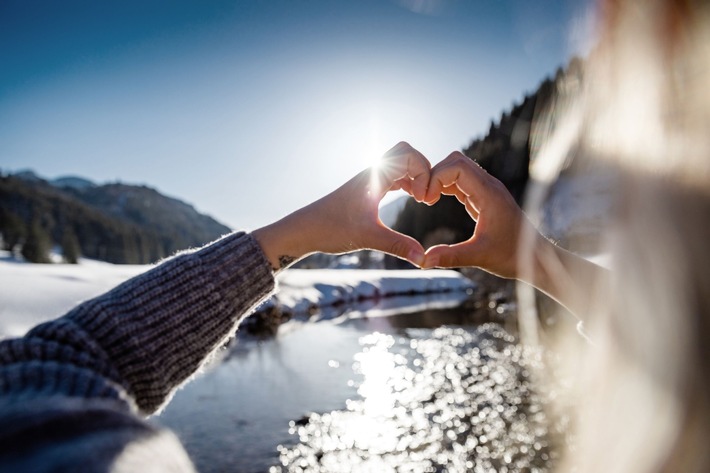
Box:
[0,0,593,230]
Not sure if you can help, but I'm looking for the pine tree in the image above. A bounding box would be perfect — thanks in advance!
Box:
[61,226,81,264]
[0,210,26,252]
[21,220,52,263]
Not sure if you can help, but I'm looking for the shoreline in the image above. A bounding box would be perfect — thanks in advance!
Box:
[241,269,477,337]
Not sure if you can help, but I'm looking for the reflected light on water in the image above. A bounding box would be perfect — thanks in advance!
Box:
[273,325,556,473]
[355,332,396,418]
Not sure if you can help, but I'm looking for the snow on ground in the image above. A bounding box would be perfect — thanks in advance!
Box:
[0,252,475,340]
[0,252,148,338]
[270,269,475,319]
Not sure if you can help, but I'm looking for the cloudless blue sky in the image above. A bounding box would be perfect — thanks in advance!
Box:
[0,0,594,230]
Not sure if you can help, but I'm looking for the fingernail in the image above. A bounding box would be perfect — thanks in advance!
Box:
[408,249,425,267]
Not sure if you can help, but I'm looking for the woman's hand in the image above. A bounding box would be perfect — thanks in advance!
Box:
[253,142,431,271]
[421,151,607,320]
[421,151,535,279]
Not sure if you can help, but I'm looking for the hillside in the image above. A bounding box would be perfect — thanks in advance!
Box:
[0,172,231,264]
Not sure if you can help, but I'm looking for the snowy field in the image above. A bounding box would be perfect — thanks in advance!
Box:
[0,251,475,340]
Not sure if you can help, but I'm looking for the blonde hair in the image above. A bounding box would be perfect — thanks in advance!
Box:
[521,1,710,472]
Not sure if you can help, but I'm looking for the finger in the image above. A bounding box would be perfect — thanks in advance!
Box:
[427,182,480,221]
[423,164,450,203]
[380,142,416,180]
[424,158,468,204]
[439,183,462,198]
[380,142,431,201]
[423,182,442,205]
[393,178,412,195]
[444,185,480,220]
[427,152,491,206]
[423,175,477,218]
[366,223,426,267]
[424,155,464,203]
[388,180,404,192]
[422,240,480,269]
[406,151,431,202]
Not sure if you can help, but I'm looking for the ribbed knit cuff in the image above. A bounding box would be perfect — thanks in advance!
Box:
[68,232,275,414]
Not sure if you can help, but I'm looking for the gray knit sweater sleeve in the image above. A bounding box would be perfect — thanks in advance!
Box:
[9,231,274,414]
[0,232,275,471]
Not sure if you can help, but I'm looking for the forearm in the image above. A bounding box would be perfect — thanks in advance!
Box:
[523,234,608,321]
[252,207,322,272]
[11,232,275,414]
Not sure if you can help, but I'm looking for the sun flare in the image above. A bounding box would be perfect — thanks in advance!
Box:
[369,152,383,171]
[365,115,386,171]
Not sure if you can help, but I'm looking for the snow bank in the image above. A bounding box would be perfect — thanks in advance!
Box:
[270,269,475,317]
[0,253,475,340]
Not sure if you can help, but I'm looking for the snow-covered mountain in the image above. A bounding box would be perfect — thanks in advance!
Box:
[51,176,96,190]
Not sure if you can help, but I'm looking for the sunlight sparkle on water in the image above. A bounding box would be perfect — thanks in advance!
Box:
[274,325,555,473]
[354,333,397,417]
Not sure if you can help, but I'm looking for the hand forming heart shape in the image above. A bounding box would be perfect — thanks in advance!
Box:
[371,146,530,279]
[281,142,530,279]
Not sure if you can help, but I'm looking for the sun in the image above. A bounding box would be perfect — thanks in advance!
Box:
[367,145,383,171]
[364,114,387,171]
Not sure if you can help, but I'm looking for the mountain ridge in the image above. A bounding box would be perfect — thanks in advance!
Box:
[0,170,231,264]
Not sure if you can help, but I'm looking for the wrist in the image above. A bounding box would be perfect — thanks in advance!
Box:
[252,210,317,272]
[523,232,561,293]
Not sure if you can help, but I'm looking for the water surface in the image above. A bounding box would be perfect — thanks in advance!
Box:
[158,299,552,473]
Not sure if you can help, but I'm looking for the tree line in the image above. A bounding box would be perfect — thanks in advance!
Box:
[0,174,230,264]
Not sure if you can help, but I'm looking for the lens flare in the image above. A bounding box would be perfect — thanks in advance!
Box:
[369,153,382,171]
[368,152,387,203]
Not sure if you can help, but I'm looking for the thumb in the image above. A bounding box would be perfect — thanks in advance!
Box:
[366,224,426,267]
[423,241,479,269]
